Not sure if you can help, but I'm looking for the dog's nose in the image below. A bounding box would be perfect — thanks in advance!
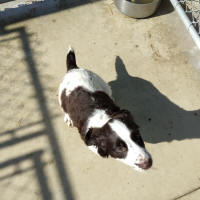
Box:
[136,157,152,170]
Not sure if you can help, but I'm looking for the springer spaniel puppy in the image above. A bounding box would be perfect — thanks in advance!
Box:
[58,47,152,171]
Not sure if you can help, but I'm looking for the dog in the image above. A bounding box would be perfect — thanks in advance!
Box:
[58,46,152,171]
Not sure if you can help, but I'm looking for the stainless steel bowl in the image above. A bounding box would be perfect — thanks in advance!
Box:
[114,0,161,18]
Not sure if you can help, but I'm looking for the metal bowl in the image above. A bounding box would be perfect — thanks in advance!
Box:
[114,0,161,18]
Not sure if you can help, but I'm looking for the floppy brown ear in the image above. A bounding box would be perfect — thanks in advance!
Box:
[85,128,109,157]
[97,140,109,157]
[98,147,108,157]
[85,128,95,146]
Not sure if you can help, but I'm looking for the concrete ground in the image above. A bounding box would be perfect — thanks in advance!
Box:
[0,0,200,199]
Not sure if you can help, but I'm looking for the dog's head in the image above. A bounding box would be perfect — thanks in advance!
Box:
[85,110,152,171]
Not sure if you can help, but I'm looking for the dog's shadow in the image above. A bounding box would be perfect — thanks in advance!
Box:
[109,57,200,143]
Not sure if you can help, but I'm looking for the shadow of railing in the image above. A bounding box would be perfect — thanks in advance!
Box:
[109,57,200,144]
[20,26,75,200]
[0,150,52,200]
[0,0,176,25]
[0,26,75,200]
[0,0,15,4]
[0,0,102,25]
[0,129,44,149]
[0,114,59,137]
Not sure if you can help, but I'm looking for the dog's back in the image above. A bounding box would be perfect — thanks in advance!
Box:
[58,46,114,133]
[59,46,112,102]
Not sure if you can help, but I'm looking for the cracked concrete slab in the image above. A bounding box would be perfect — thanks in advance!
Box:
[173,186,200,200]
[0,0,200,199]
[177,189,200,200]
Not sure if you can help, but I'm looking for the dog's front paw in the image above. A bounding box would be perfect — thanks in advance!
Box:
[64,114,74,127]
[67,120,73,127]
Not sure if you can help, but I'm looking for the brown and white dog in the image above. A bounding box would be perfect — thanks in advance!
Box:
[58,47,152,171]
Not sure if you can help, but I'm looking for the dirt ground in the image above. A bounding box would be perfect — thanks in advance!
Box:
[0,0,200,200]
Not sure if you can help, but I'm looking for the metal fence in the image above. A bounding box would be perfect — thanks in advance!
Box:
[180,0,200,34]
[170,0,200,49]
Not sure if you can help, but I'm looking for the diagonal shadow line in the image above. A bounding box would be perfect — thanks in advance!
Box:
[0,114,60,136]
[0,165,35,181]
[60,0,101,9]
[0,0,15,3]
[0,130,44,148]
[0,159,51,182]
[0,120,44,136]
[34,151,53,200]
[0,27,75,200]
[0,150,53,200]
[18,27,75,200]
[0,0,102,26]
[0,166,34,181]
[0,150,43,169]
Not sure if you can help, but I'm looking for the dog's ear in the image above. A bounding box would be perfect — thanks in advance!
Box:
[85,128,109,157]
[85,128,95,146]
[98,140,108,157]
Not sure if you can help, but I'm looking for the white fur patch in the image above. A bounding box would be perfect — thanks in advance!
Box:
[109,120,150,170]
[64,113,73,127]
[86,109,111,131]
[58,68,112,101]
[86,109,111,156]
[88,145,98,155]
[68,45,74,53]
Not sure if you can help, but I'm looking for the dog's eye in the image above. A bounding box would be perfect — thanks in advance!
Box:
[117,144,122,149]
[121,118,125,122]
[118,142,123,147]
[116,141,127,153]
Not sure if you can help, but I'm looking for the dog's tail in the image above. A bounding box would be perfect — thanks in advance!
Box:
[66,45,78,71]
